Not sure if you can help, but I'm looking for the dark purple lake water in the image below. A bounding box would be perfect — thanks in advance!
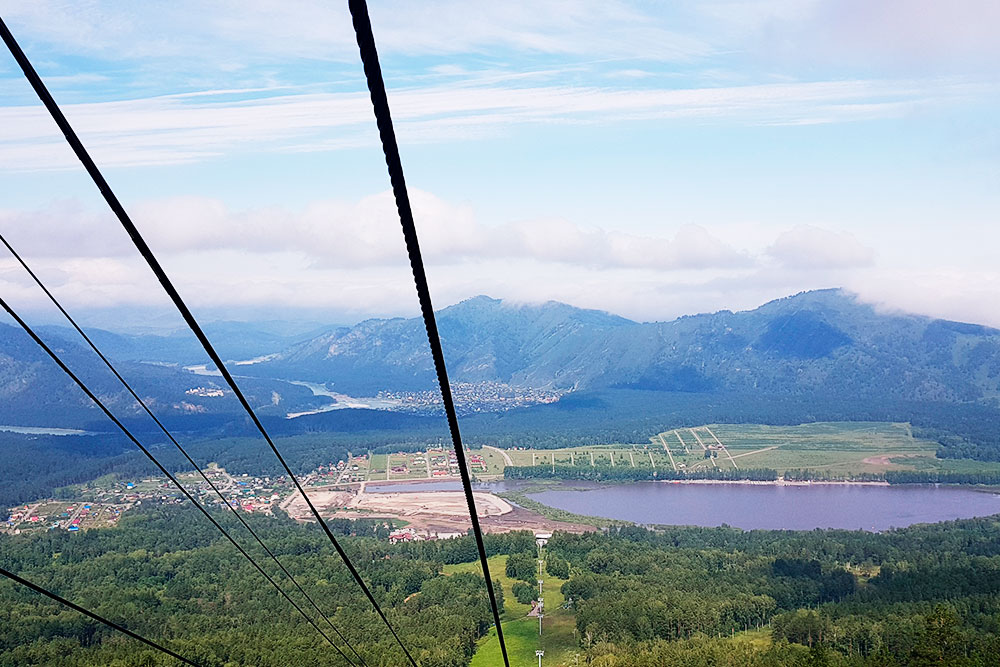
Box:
[526,482,1000,531]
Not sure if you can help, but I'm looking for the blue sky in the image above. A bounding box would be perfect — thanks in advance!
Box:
[0,0,998,328]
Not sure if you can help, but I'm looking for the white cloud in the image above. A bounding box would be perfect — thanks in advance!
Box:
[1,78,989,171]
[4,191,1000,329]
[3,191,745,273]
[0,1,708,65]
[847,268,1000,329]
[700,0,1000,75]
[0,189,754,321]
[766,225,875,269]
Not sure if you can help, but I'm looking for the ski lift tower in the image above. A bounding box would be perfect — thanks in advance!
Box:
[536,650,544,667]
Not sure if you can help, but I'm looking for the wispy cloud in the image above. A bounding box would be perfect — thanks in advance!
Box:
[0,1,709,65]
[1,78,990,170]
[1,0,998,329]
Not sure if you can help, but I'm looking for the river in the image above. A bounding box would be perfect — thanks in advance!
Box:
[0,425,97,436]
[366,479,1000,531]
[285,381,403,418]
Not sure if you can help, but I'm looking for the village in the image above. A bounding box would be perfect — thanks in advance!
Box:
[374,381,562,414]
[1,445,542,539]
[2,464,292,536]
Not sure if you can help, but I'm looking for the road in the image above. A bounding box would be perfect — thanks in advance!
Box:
[704,426,739,469]
[674,430,692,453]
[730,445,779,459]
[688,428,708,450]
[484,445,513,466]
[333,453,351,484]
[658,434,679,471]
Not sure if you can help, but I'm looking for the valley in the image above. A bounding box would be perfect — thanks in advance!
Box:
[10,421,1000,540]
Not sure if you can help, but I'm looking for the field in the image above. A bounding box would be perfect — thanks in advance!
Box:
[322,447,499,483]
[502,422,1000,479]
[655,422,1000,477]
[333,422,1000,485]
[504,445,655,470]
[445,553,578,667]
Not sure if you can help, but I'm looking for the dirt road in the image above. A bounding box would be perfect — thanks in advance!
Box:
[484,445,513,466]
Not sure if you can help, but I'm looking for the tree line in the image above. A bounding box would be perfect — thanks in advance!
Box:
[6,504,1000,664]
[505,464,779,482]
[546,519,1000,665]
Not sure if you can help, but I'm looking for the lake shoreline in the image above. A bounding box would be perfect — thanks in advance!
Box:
[655,478,890,487]
[523,479,1000,531]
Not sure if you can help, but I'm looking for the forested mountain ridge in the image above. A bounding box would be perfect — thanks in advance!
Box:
[245,289,1000,402]
[4,288,1000,426]
[249,295,636,391]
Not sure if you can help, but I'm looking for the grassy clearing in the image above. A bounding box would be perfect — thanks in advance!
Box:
[662,422,933,475]
[444,555,531,620]
[367,453,387,477]
[697,422,1000,476]
[495,422,1000,480]
[474,447,509,479]
[472,619,540,667]
[445,553,580,666]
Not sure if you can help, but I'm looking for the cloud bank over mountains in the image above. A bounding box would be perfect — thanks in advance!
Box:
[4,188,996,330]
[0,1,997,328]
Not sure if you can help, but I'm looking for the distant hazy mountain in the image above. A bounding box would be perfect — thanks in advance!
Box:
[33,320,332,367]
[0,324,325,427]
[244,289,1000,404]
[4,289,1000,427]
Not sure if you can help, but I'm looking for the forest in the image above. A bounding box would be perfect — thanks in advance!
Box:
[549,520,1000,666]
[4,505,1000,665]
[0,506,534,666]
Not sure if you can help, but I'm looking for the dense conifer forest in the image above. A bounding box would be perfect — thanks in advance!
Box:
[4,506,1000,665]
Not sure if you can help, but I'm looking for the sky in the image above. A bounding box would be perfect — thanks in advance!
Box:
[0,0,998,330]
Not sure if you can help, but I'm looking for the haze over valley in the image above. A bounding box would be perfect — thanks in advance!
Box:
[5,288,1000,427]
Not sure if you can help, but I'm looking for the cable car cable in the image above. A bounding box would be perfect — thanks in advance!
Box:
[0,566,203,666]
[0,296,355,666]
[347,2,510,665]
[0,16,418,667]
[0,233,367,667]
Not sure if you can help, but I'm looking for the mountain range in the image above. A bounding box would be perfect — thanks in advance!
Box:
[3,288,1000,428]
[241,289,1000,403]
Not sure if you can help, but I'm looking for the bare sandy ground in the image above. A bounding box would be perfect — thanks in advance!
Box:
[350,489,513,517]
[281,483,593,535]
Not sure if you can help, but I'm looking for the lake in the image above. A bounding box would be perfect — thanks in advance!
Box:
[366,479,1000,531]
[527,481,1000,531]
